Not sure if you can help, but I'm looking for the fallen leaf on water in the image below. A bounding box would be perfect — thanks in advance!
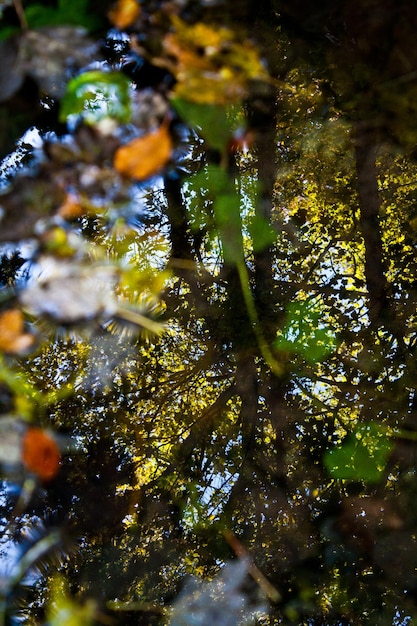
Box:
[57,192,84,220]
[114,124,173,180]
[20,257,119,324]
[0,417,23,466]
[162,16,270,105]
[22,427,61,481]
[108,0,141,30]
[0,309,35,354]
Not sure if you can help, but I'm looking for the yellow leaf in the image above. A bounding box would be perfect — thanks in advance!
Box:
[0,309,35,354]
[108,0,141,30]
[162,17,270,105]
[163,33,212,73]
[173,71,246,105]
[168,16,233,52]
[114,124,173,180]
[48,575,96,626]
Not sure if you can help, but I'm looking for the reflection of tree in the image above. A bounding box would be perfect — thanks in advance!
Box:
[1,0,417,624]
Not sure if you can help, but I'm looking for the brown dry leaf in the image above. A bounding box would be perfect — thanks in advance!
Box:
[0,309,35,354]
[114,124,173,180]
[108,0,141,30]
[57,193,84,219]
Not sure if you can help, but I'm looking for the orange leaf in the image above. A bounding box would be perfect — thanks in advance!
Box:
[0,309,35,354]
[108,0,141,30]
[22,428,61,481]
[57,192,83,219]
[114,124,173,180]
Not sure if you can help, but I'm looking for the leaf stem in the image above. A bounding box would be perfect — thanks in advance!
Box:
[236,259,283,375]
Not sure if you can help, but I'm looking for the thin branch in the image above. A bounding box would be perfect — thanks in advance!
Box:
[13,0,28,30]
[353,122,391,326]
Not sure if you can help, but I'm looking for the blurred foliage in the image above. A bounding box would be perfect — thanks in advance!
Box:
[275,299,337,365]
[1,1,417,625]
[60,70,132,125]
[324,423,394,483]
[24,0,102,31]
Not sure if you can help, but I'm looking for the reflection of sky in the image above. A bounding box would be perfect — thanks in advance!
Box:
[0,481,45,600]
[0,535,25,584]
[393,610,412,626]
[0,127,44,191]
[0,128,44,285]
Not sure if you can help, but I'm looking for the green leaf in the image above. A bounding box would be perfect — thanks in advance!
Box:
[60,71,132,125]
[275,300,337,364]
[195,164,232,195]
[186,164,234,209]
[248,214,277,252]
[171,98,234,151]
[323,423,393,483]
[214,193,244,263]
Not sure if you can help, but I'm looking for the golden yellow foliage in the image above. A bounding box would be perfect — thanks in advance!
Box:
[0,309,35,354]
[114,124,173,180]
[108,0,141,30]
[170,19,232,51]
[163,16,269,105]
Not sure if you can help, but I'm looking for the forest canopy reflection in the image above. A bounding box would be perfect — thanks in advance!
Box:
[0,0,417,624]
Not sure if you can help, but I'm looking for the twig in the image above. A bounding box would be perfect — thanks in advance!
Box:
[223,529,282,602]
[13,0,28,30]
